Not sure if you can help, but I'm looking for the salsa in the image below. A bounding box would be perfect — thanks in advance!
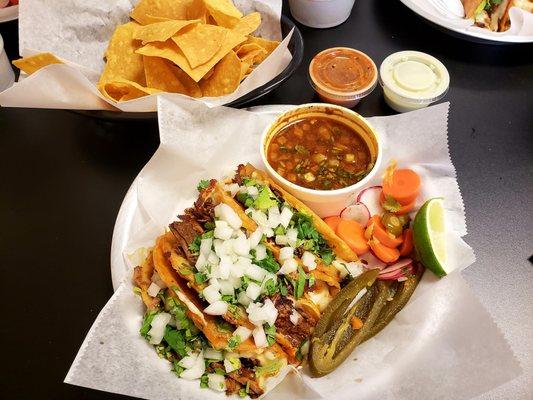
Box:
[266,117,373,191]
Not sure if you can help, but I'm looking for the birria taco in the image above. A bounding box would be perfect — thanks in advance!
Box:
[462,0,533,31]
[133,165,368,396]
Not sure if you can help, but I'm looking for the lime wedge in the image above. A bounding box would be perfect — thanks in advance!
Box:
[413,198,447,277]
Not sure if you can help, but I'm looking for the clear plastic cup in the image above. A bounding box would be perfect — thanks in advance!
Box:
[308,47,378,108]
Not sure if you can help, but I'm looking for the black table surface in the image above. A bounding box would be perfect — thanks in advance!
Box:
[1,1,532,399]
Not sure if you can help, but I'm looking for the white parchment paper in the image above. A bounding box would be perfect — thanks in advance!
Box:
[0,0,292,111]
[65,98,522,399]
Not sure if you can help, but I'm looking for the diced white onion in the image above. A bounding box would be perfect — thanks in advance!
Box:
[279,246,294,261]
[302,251,317,271]
[207,251,219,266]
[280,207,293,228]
[246,282,262,301]
[286,228,298,247]
[151,271,167,289]
[180,351,205,380]
[224,353,242,373]
[263,227,275,238]
[246,299,278,327]
[275,235,288,246]
[254,244,267,261]
[218,256,232,280]
[215,203,242,230]
[200,238,213,257]
[214,223,233,240]
[147,312,171,345]
[267,206,281,228]
[195,253,208,272]
[213,239,225,256]
[224,183,240,197]
[179,352,199,369]
[246,186,259,198]
[345,261,364,278]
[204,348,224,361]
[245,264,267,282]
[308,287,331,312]
[252,325,267,348]
[204,301,228,316]
[147,282,161,297]
[250,210,268,226]
[232,326,252,342]
[332,259,349,279]
[237,291,252,306]
[203,284,222,304]
[249,228,263,249]
[290,309,301,325]
[232,235,250,256]
[262,299,278,327]
[207,373,226,392]
[218,279,235,296]
[300,340,310,356]
[278,258,298,275]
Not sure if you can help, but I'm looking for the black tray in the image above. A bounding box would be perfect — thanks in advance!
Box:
[72,15,304,121]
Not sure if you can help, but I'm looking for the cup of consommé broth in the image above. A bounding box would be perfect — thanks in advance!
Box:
[260,103,382,217]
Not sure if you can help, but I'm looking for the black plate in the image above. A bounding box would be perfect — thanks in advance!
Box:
[72,15,304,121]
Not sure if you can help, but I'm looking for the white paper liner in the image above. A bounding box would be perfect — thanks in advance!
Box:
[0,0,293,111]
[65,98,522,399]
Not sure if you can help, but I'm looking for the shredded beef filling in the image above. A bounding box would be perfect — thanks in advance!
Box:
[270,294,315,349]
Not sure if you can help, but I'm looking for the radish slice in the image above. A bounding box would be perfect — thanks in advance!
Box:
[378,270,405,280]
[360,251,386,270]
[379,258,413,275]
[340,203,370,226]
[356,186,384,217]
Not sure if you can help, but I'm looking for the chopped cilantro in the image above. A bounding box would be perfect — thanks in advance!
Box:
[164,326,187,357]
[189,230,214,256]
[238,388,247,398]
[228,335,241,351]
[308,274,315,288]
[133,286,142,296]
[200,374,209,388]
[172,360,185,377]
[194,272,208,284]
[197,179,210,192]
[265,324,276,346]
[263,278,277,295]
[252,248,280,273]
[295,266,306,299]
[222,294,235,303]
[214,367,226,375]
[253,185,280,211]
[215,317,234,333]
[291,212,335,265]
[140,310,158,339]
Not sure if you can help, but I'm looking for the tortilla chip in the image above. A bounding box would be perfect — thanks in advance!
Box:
[133,19,200,44]
[172,24,228,69]
[199,50,241,97]
[137,29,246,82]
[186,0,208,22]
[204,0,243,28]
[171,66,203,97]
[245,35,279,63]
[236,43,267,65]
[99,79,160,102]
[99,22,145,87]
[232,12,261,36]
[130,0,189,25]
[239,59,251,81]
[143,56,189,94]
[12,52,63,75]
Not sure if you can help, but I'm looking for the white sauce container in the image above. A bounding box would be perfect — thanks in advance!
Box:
[0,34,15,92]
[288,0,356,28]
[379,51,450,113]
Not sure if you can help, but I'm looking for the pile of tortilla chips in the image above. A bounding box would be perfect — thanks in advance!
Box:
[13,0,280,102]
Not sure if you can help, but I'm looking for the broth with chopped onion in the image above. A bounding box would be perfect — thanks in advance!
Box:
[266,117,373,190]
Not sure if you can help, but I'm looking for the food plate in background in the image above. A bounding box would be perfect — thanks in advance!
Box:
[70,16,302,121]
[0,4,17,23]
[399,0,533,43]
